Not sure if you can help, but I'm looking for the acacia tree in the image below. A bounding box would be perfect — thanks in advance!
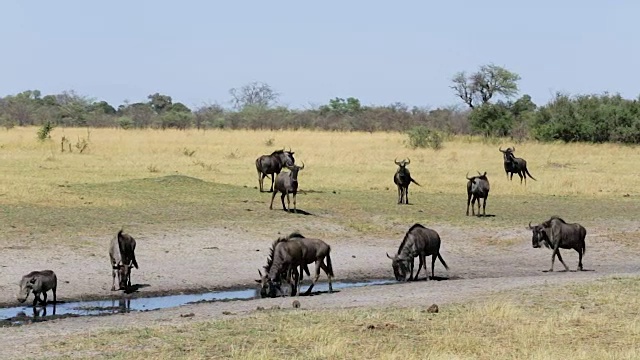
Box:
[229,81,279,110]
[451,64,521,109]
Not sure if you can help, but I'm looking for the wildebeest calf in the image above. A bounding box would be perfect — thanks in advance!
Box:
[529,216,586,272]
[466,171,490,216]
[386,223,449,281]
[270,162,305,213]
[17,270,57,306]
[109,229,139,291]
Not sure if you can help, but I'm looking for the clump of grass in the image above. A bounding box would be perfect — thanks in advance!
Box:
[147,164,159,173]
[182,147,196,157]
[264,137,275,146]
[37,121,55,141]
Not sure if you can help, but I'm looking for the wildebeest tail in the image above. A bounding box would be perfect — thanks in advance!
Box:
[410,177,421,186]
[437,253,449,270]
[524,167,536,181]
[325,252,334,277]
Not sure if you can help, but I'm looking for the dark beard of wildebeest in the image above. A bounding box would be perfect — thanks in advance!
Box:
[386,223,449,282]
[499,146,536,184]
[465,171,490,216]
[17,270,58,307]
[255,149,295,192]
[257,232,334,297]
[270,162,304,213]
[393,158,421,204]
[528,216,587,272]
[255,236,311,298]
[109,229,139,291]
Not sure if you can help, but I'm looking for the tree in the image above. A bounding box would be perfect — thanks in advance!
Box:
[229,81,279,110]
[319,97,363,115]
[170,102,191,113]
[147,93,173,113]
[451,64,521,109]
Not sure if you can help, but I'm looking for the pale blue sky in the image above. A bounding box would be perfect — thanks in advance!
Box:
[2,1,638,110]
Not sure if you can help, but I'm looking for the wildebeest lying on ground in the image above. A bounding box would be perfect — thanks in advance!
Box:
[393,158,421,204]
[17,270,57,306]
[466,171,490,216]
[257,232,333,297]
[529,216,587,272]
[386,223,449,281]
[256,237,311,297]
[256,148,296,192]
[270,162,305,213]
[499,146,536,184]
[109,229,139,291]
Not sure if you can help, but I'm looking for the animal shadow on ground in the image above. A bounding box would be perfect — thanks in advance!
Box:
[410,275,458,282]
[124,283,151,294]
[299,289,341,297]
[283,208,314,216]
[542,269,595,273]
[474,214,496,218]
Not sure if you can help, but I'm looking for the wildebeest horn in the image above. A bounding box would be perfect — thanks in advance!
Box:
[477,171,482,176]
[528,221,533,229]
[386,252,394,259]
[465,172,473,180]
[258,269,263,278]
[512,146,515,152]
[499,146,504,152]
[405,158,410,165]
[394,158,401,165]
[299,161,305,170]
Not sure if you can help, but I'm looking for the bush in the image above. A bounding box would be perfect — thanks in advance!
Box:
[406,126,443,150]
[37,121,55,141]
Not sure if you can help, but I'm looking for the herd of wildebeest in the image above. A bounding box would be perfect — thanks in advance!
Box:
[12,146,588,308]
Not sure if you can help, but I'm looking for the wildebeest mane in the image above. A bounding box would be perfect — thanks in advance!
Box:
[397,223,425,254]
[264,237,289,273]
[287,232,305,240]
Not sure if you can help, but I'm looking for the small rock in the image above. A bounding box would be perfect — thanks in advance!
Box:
[222,311,235,315]
[292,300,301,308]
[366,324,376,330]
[270,305,280,310]
[351,255,356,258]
[427,304,439,313]
[180,313,195,318]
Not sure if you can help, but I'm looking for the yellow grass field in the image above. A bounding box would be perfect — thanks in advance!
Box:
[0,126,637,208]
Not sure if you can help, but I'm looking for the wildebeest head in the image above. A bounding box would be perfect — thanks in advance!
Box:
[255,269,282,298]
[115,261,133,290]
[16,276,37,303]
[274,148,295,168]
[386,253,411,281]
[394,158,410,170]
[499,146,516,161]
[528,222,551,249]
[286,161,305,181]
[466,171,488,183]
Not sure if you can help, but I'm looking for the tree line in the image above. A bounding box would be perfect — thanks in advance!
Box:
[1,65,639,144]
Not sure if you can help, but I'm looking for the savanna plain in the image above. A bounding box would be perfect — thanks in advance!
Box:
[0,127,639,359]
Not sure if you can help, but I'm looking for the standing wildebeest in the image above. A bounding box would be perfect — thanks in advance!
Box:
[258,232,333,297]
[466,171,490,216]
[499,146,536,184]
[393,158,421,204]
[109,229,139,291]
[386,223,449,281]
[17,270,57,306]
[529,216,587,272]
[256,237,310,298]
[270,162,305,213]
[256,149,296,192]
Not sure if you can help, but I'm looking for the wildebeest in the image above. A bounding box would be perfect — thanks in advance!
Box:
[499,146,536,184]
[393,158,421,204]
[258,232,333,297]
[466,171,490,216]
[386,223,449,281]
[17,270,57,306]
[109,229,139,291]
[256,237,311,298]
[256,149,296,192]
[528,216,587,272]
[270,162,304,213]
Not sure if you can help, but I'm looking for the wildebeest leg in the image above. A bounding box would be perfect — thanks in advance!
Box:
[466,192,472,216]
[280,192,287,211]
[431,253,438,279]
[292,192,297,213]
[576,247,584,271]
[269,190,278,210]
[319,261,333,293]
[482,197,487,216]
[41,291,48,305]
[413,255,425,280]
[471,197,477,216]
[52,287,57,304]
[518,172,524,184]
[397,186,402,204]
[111,268,118,291]
[304,261,322,295]
[258,171,263,192]
[269,172,276,192]
[32,292,40,307]
[284,193,290,212]
[555,249,569,271]
[406,187,409,204]
[408,258,415,281]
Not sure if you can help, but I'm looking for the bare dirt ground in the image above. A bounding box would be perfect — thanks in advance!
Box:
[0,220,639,359]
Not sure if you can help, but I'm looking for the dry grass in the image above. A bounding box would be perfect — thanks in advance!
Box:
[45,276,640,360]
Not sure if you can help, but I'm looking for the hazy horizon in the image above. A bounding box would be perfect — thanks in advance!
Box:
[2,1,639,110]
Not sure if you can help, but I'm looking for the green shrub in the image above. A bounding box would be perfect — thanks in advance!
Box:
[406,126,443,150]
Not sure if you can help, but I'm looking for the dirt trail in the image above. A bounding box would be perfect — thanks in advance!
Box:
[0,224,638,359]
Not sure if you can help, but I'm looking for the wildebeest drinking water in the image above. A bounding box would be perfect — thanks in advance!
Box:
[270,162,304,213]
[529,216,587,272]
[466,171,490,216]
[17,270,57,306]
[109,229,139,291]
[256,148,295,192]
[393,158,421,204]
[386,223,449,281]
[499,146,536,184]
[257,232,333,297]
[256,237,311,298]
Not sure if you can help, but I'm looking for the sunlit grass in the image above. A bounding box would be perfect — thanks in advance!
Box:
[46,276,640,360]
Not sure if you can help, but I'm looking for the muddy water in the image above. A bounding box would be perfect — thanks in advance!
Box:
[0,279,395,325]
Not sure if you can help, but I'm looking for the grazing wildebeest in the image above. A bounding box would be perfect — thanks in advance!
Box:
[256,149,296,192]
[393,158,421,204]
[529,216,587,272]
[258,232,333,297]
[256,237,310,298]
[466,171,490,216]
[109,229,139,291]
[386,223,449,281]
[270,162,304,213]
[499,146,536,184]
[17,270,57,307]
